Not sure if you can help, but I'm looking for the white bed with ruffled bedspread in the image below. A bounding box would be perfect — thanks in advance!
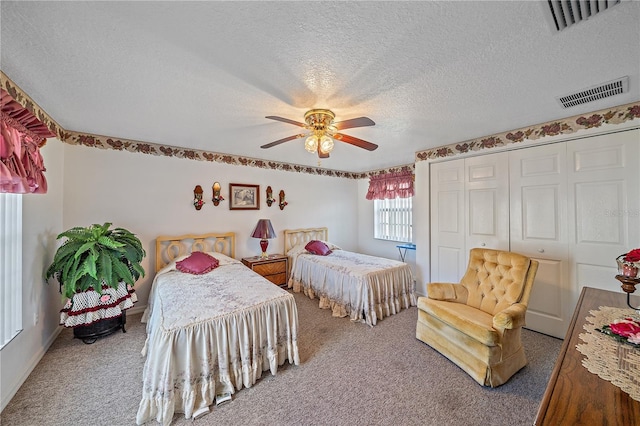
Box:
[136,233,299,426]
[285,227,416,326]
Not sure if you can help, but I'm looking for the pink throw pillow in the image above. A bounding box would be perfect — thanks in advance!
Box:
[305,240,332,256]
[176,251,219,274]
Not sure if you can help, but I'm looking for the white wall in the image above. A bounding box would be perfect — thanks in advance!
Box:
[61,144,359,308]
[1,139,65,411]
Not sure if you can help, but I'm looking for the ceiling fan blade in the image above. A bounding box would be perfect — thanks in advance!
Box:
[265,116,306,127]
[333,133,378,151]
[317,145,330,158]
[333,117,375,130]
[261,133,306,149]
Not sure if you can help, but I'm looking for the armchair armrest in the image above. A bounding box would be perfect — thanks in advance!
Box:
[493,303,527,329]
[427,282,468,303]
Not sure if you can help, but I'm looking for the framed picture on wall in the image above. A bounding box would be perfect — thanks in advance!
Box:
[229,183,260,210]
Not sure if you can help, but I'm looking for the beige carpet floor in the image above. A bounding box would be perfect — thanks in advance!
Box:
[1,290,562,426]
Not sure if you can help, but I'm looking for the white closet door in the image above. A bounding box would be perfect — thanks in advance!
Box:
[510,143,569,338]
[430,159,466,283]
[567,129,640,306]
[464,152,510,253]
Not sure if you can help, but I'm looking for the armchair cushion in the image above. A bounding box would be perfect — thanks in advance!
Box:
[426,282,468,303]
[462,250,531,315]
[418,297,499,346]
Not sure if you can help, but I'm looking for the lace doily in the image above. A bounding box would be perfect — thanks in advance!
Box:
[576,306,640,402]
[59,282,137,328]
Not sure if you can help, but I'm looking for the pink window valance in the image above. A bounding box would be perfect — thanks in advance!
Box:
[366,170,414,200]
[1,89,54,194]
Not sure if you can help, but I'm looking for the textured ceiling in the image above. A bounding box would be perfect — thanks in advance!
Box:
[1,1,639,173]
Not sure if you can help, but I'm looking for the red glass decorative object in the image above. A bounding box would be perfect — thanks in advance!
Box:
[251,219,276,258]
[622,264,639,278]
[259,239,269,255]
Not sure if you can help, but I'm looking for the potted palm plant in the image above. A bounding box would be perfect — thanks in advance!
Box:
[45,222,146,343]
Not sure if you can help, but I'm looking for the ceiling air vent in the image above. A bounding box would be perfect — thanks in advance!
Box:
[544,0,622,32]
[556,76,629,108]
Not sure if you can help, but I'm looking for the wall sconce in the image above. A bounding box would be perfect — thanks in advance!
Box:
[193,185,205,210]
[251,218,276,258]
[266,186,275,207]
[212,182,224,206]
[279,190,288,210]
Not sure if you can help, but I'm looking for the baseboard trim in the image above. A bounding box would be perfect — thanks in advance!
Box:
[127,304,147,316]
[1,325,63,412]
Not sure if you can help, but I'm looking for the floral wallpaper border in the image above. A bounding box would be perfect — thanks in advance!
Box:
[3,71,636,179]
[416,102,640,162]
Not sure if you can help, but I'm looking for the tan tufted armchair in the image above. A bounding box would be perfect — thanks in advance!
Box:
[416,248,538,387]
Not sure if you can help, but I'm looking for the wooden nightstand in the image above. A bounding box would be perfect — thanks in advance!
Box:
[241,254,289,287]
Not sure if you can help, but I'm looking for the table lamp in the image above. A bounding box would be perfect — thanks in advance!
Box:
[251,219,276,258]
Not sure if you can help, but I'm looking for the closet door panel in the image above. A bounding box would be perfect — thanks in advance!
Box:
[522,185,560,240]
[468,189,498,235]
[510,143,569,338]
[575,181,625,244]
[528,258,563,314]
[464,153,510,253]
[568,129,640,302]
[430,159,466,283]
[437,247,464,283]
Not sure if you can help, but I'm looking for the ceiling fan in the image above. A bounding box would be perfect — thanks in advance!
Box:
[261,109,378,158]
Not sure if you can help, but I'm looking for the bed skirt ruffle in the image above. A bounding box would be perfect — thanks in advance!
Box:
[136,296,299,426]
[290,261,416,326]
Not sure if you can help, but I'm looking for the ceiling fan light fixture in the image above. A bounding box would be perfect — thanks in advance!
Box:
[263,108,378,157]
[304,135,318,153]
[319,135,334,153]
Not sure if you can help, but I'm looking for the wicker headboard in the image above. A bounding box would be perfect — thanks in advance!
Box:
[155,232,235,272]
[283,227,328,254]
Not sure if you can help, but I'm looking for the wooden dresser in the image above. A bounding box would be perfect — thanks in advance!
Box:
[241,254,288,286]
[535,286,640,425]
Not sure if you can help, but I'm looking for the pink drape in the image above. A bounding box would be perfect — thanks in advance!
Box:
[1,89,53,194]
[366,170,414,200]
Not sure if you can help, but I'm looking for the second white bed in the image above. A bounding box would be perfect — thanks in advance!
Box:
[285,227,416,326]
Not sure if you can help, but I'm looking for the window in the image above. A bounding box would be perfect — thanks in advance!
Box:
[374,197,412,242]
[1,193,23,348]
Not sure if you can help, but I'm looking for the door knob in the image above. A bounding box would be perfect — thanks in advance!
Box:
[538,248,545,253]
[480,243,486,247]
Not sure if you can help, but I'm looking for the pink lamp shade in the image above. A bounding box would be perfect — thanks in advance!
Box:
[251,219,276,257]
